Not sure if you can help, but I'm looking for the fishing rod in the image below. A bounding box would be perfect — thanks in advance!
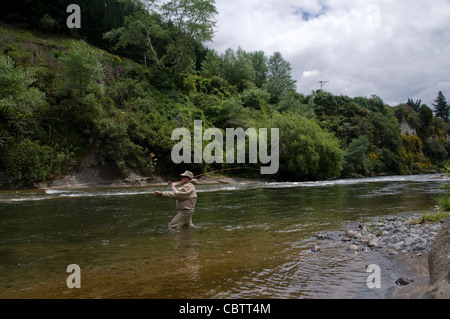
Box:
[164,167,259,187]
[193,167,259,178]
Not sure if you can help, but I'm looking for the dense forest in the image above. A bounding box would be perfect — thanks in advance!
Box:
[1,0,449,188]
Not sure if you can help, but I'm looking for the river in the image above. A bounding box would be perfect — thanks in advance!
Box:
[0,174,445,299]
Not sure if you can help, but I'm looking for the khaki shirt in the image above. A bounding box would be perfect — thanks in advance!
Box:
[162,179,198,211]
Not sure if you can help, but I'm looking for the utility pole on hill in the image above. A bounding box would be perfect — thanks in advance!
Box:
[318,81,330,91]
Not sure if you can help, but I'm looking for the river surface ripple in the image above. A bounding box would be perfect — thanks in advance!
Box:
[0,174,445,299]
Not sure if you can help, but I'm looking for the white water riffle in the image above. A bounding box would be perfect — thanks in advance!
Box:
[0,174,446,203]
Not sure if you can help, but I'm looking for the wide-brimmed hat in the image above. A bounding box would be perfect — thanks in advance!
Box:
[180,171,194,179]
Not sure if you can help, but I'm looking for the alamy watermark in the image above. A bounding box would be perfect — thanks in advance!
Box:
[66,4,81,29]
[171,120,280,175]
[367,4,381,29]
[366,264,381,289]
[64,263,381,291]
[66,264,81,289]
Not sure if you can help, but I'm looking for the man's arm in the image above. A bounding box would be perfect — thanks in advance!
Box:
[155,181,178,197]
[161,184,195,201]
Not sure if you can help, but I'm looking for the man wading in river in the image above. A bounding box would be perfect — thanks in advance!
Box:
[155,171,198,230]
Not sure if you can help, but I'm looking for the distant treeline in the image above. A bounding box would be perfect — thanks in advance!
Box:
[1,1,449,187]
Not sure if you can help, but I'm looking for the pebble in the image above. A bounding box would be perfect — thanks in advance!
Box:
[355,215,443,254]
[346,230,358,238]
[314,213,443,256]
[395,277,415,286]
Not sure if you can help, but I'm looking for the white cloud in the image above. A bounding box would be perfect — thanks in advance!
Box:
[207,0,450,106]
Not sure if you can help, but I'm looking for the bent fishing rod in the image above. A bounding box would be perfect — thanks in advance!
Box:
[162,167,259,187]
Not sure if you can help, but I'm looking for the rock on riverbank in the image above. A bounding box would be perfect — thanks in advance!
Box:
[350,214,450,299]
[342,215,445,256]
[427,217,450,298]
[314,213,449,298]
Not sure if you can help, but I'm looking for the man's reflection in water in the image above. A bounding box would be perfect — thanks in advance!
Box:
[172,228,200,283]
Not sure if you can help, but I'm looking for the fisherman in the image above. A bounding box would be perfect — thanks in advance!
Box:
[155,171,198,230]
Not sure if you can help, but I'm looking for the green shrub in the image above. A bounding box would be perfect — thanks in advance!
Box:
[436,196,450,212]
[413,211,449,224]
[436,166,450,211]
[270,112,343,180]
[2,139,76,183]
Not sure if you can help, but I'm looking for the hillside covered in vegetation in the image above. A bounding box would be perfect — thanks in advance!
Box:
[1,1,449,188]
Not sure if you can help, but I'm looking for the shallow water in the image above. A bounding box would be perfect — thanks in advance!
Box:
[0,175,445,299]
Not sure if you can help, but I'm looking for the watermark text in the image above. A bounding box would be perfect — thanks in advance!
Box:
[366,264,381,289]
[171,120,279,175]
[66,264,81,288]
[367,4,381,29]
[67,4,81,29]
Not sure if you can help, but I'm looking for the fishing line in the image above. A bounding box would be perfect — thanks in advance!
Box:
[193,167,259,178]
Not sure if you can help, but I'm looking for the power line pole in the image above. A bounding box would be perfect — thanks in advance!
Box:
[318,81,330,91]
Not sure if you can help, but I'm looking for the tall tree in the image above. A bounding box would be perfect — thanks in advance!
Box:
[104,0,165,68]
[160,0,217,43]
[433,91,449,123]
[160,0,218,74]
[406,98,421,112]
[56,40,105,105]
[104,0,217,74]
[221,47,255,92]
[249,51,268,88]
[200,49,221,78]
[418,104,433,139]
[0,56,45,129]
[265,52,296,103]
[343,135,371,176]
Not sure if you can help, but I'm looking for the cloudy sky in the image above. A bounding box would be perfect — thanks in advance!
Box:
[206,0,450,107]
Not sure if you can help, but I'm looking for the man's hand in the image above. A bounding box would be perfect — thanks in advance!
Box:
[154,191,162,196]
[168,181,177,189]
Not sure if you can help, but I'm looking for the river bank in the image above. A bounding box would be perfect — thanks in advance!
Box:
[318,212,449,299]
[0,167,274,191]
[0,165,445,191]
